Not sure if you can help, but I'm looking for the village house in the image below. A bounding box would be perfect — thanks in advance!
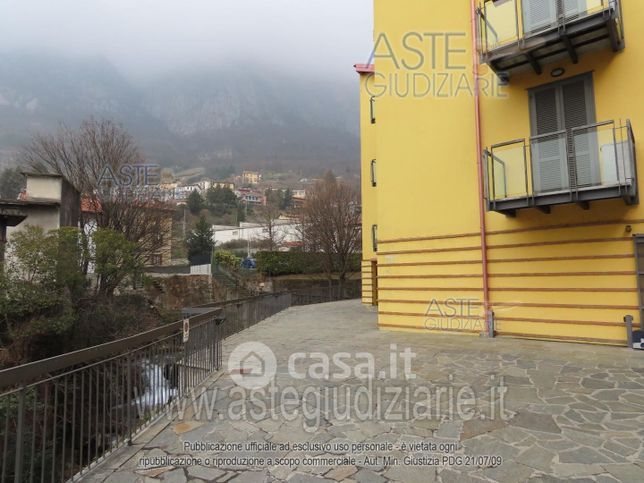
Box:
[0,173,80,263]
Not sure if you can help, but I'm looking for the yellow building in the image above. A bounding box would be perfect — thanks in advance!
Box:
[241,171,262,185]
[357,0,641,346]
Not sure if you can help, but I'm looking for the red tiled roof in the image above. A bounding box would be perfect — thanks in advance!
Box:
[81,196,103,214]
[354,64,375,74]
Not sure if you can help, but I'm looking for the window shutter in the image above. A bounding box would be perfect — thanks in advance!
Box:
[523,0,557,34]
[561,0,586,19]
[534,88,560,135]
[562,80,588,129]
[532,86,568,193]
[563,78,598,187]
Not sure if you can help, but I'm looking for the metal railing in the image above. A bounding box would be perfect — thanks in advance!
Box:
[187,282,362,337]
[477,0,621,55]
[291,282,362,307]
[0,284,361,482]
[487,119,636,203]
[0,310,223,483]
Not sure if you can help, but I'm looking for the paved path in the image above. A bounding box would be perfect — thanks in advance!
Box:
[85,300,644,482]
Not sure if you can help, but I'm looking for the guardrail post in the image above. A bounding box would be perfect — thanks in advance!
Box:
[625,315,633,349]
[182,332,188,396]
[126,355,133,445]
[13,386,26,483]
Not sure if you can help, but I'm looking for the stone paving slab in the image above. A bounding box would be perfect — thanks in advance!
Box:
[83,300,644,483]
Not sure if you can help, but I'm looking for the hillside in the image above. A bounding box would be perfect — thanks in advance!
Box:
[0,53,359,174]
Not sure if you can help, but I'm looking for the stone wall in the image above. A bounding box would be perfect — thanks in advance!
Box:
[144,274,213,310]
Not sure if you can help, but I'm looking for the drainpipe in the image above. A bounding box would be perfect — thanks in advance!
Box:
[470,0,492,336]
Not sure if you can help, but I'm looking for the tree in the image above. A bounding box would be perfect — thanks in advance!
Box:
[92,228,140,297]
[0,226,85,364]
[205,186,237,216]
[0,226,158,366]
[186,216,214,263]
[187,189,204,214]
[257,191,284,251]
[0,167,24,199]
[281,188,293,210]
[300,171,361,290]
[20,119,172,269]
[22,119,143,201]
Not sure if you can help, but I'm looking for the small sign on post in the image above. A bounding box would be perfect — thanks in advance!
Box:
[183,318,190,343]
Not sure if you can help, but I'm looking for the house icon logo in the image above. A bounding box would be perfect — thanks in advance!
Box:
[228,342,277,389]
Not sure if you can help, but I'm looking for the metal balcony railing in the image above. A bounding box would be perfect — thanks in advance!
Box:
[477,0,624,76]
[486,119,637,213]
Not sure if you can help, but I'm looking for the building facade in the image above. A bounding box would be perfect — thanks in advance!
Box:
[358,0,641,346]
[235,188,267,206]
[1,173,81,263]
[213,220,301,251]
[241,171,262,185]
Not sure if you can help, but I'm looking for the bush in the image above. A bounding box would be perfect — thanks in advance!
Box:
[255,252,361,277]
[213,250,242,271]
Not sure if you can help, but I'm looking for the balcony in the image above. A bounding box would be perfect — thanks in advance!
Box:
[477,0,625,79]
[486,120,637,215]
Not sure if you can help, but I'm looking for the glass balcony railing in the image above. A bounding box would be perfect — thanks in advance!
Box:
[477,0,624,75]
[486,120,637,213]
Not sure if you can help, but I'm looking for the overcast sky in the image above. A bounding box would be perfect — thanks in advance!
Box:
[0,0,374,81]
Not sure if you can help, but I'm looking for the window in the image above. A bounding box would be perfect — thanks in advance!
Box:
[370,96,376,124]
[371,224,378,252]
[529,73,596,193]
[370,159,377,187]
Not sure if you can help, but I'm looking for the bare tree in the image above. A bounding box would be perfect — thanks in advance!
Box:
[256,190,286,251]
[301,172,361,290]
[21,119,172,286]
[22,119,143,200]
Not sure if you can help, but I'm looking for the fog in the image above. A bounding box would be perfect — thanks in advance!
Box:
[0,0,374,82]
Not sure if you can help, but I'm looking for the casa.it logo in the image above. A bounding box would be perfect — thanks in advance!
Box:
[228,342,277,389]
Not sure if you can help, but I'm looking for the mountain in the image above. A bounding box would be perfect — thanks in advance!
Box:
[0,53,359,173]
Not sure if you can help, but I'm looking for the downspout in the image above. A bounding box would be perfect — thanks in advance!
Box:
[470,0,492,336]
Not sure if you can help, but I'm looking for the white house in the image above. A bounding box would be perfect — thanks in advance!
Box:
[212,220,301,251]
[174,184,202,200]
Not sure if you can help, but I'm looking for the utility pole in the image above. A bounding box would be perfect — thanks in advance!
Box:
[182,206,186,239]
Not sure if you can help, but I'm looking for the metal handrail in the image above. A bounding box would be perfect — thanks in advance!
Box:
[494,154,508,200]
[0,309,226,482]
[486,118,637,203]
[490,137,526,150]
[477,0,620,55]
[530,129,567,141]
[628,119,635,144]
[570,119,615,132]
[0,285,363,482]
[489,138,528,201]
[0,310,220,392]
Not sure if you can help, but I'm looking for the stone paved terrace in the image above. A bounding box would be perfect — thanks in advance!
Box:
[85,300,644,483]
